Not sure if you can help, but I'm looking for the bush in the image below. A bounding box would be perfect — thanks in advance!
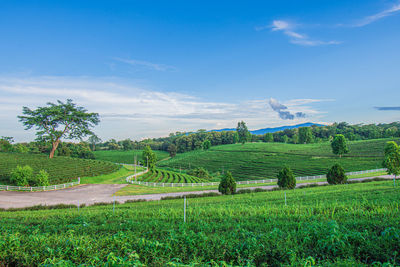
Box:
[10,165,33,186]
[34,170,50,186]
[218,171,237,195]
[188,167,210,179]
[327,164,347,184]
[277,166,296,189]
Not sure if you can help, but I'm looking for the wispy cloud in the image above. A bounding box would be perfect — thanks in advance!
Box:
[263,20,341,46]
[375,106,400,111]
[351,2,400,27]
[113,57,176,71]
[269,98,309,120]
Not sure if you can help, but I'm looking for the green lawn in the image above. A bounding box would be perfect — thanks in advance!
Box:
[158,138,397,181]
[80,165,145,184]
[93,149,170,164]
[1,180,399,265]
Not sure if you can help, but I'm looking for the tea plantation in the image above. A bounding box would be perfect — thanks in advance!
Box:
[158,138,399,180]
[139,168,209,183]
[0,152,119,185]
[0,180,399,265]
[93,149,170,164]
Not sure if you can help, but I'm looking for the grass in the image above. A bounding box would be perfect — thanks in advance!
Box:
[0,180,399,265]
[115,171,389,196]
[93,149,170,164]
[158,138,398,181]
[80,165,145,184]
[0,152,119,185]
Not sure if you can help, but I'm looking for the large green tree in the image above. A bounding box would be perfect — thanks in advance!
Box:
[142,145,157,170]
[383,141,400,185]
[331,134,349,158]
[277,166,296,189]
[298,127,313,144]
[236,121,250,144]
[218,171,237,195]
[18,99,100,158]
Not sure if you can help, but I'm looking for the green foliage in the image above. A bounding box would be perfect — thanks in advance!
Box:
[14,143,29,153]
[202,140,211,150]
[0,137,13,152]
[139,168,208,183]
[331,134,349,157]
[236,121,250,144]
[10,165,33,186]
[277,166,296,189]
[142,145,157,170]
[327,164,347,184]
[218,171,236,195]
[18,99,100,158]
[383,141,400,177]
[0,152,119,185]
[168,144,177,157]
[263,133,274,142]
[34,170,50,186]
[299,127,313,144]
[0,181,399,266]
[188,167,210,179]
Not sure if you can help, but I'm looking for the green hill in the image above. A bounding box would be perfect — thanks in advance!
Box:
[0,152,119,185]
[93,149,170,164]
[158,138,399,180]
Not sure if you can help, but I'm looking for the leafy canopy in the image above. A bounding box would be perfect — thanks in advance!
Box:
[327,163,347,184]
[236,121,250,144]
[277,166,296,189]
[218,171,237,195]
[383,141,400,177]
[331,134,349,157]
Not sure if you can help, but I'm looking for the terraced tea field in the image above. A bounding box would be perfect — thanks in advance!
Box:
[0,181,398,265]
[138,168,208,183]
[159,138,399,180]
[0,152,119,185]
[93,149,170,164]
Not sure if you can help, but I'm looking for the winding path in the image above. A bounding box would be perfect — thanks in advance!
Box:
[0,175,394,209]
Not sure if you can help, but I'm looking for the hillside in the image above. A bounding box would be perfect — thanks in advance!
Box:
[93,149,170,164]
[0,153,119,185]
[158,138,399,180]
[0,181,398,265]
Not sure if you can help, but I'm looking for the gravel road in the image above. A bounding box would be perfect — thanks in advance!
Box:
[0,175,394,209]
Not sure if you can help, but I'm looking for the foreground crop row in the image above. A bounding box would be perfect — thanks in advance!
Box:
[0,181,399,266]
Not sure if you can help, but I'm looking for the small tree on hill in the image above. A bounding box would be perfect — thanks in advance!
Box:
[218,171,236,195]
[168,144,177,158]
[10,165,33,186]
[331,134,349,158]
[142,145,157,170]
[236,121,250,144]
[327,164,347,184]
[18,99,100,158]
[298,127,313,144]
[189,167,210,179]
[383,141,400,185]
[277,166,296,189]
[202,140,211,150]
[88,135,101,151]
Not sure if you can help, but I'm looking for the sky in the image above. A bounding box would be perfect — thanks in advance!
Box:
[0,0,400,142]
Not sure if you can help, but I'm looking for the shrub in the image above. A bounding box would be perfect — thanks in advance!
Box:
[33,170,50,186]
[218,171,237,195]
[188,167,210,179]
[10,165,33,186]
[327,164,347,184]
[277,166,296,189]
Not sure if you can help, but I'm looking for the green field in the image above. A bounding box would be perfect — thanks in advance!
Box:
[0,152,120,185]
[1,181,399,265]
[80,165,145,184]
[93,149,170,164]
[138,168,208,184]
[158,138,398,181]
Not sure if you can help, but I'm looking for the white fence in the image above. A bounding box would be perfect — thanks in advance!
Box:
[0,178,80,192]
[129,168,387,187]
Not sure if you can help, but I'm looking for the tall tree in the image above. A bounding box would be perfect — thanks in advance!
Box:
[142,145,157,170]
[167,143,177,158]
[277,166,296,189]
[331,134,349,158]
[88,135,101,151]
[18,100,100,158]
[298,127,313,144]
[236,121,250,144]
[383,141,400,185]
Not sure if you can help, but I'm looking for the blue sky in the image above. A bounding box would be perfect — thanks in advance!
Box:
[1,0,399,141]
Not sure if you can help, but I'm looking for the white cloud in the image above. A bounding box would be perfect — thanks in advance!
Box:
[265,20,340,46]
[352,3,400,27]
[113,57,176,71]
[0,76,328,141]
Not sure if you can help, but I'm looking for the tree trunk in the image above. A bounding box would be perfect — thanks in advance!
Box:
[49,139,61,159]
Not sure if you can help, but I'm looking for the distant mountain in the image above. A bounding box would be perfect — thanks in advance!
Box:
[210,122,325,135]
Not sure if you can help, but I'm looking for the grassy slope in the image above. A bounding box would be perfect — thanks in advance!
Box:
[0,152,119,185]
[1,181,399,266]
[158,138,399,181]
[115,171,388,196]
[93,149,170,164]
[80,165,145,184]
